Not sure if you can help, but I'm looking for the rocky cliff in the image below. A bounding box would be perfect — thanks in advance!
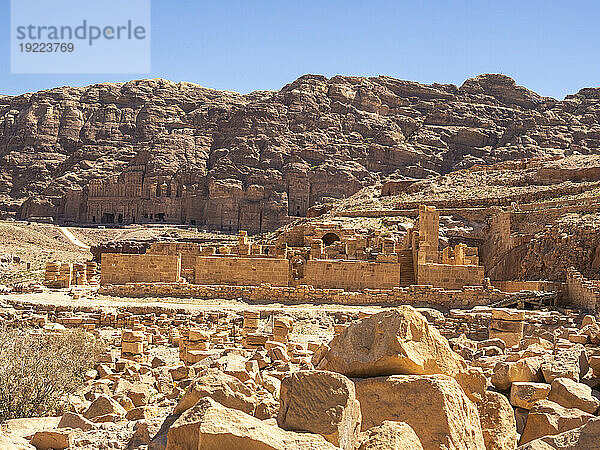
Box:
[3,73,600,229]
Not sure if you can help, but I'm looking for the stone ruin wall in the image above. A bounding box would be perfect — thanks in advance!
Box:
[566,267,600,312]
[99,282,508,310]
[411,205,485,289]
[303,260,402,291]
[100,254,181,285]
[100,252,409,293]
[96,205,491,301]
[416,264,485,290]
[195,257,290,287]
[146,242,209,281]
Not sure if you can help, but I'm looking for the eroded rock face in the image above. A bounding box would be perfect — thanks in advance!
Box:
[315,306,466,377]
[165,397,337,450]
[277,370,361,450]
[354,374,486,449]
[6,74,600,230]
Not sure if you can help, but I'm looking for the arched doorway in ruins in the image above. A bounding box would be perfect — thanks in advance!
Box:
[322,232,341,247]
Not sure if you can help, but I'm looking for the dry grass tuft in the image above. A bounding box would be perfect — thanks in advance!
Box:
[0,326,105,421]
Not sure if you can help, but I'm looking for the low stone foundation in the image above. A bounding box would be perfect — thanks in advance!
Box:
[98,282,509,309]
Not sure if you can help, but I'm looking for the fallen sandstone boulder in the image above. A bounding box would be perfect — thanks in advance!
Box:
[315,307,466,377]
[510,382,551,410]
[173,367,258,416]
[57,412,96,431]
[541,346,589,383]
[356,421,423,450]
[520,399,594,445]
[277,370,361,450]
[354,374,485,449]
[548,377,600,414]
[166,397,337,450]
[518,417,600,449]
[30,429,74,450]
[492,358,543,392]
[83,394,127,421]
[477,390,518,450]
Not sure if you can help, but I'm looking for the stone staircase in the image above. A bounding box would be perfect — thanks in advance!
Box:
[398,250,415,286]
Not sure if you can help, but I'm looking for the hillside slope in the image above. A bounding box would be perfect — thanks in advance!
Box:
[2,73,600,227]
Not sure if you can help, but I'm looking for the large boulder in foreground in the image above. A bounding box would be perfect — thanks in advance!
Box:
[166,397,337,450]
[520,400,594,445]
[518,417,600,449]
[173,368,258,416]
[315,307,466,377]
[477,390,518,450]
[354,374,485,449]
[277,370,361,450]
[356,421,423,450]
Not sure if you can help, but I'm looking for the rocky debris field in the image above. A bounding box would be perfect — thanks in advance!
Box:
[1,295,600,449]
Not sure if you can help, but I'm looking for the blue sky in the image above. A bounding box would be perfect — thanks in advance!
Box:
[1,0,598,99]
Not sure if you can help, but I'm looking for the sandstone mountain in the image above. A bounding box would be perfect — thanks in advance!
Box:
[2,73,600,229]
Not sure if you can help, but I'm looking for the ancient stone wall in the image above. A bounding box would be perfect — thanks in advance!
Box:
[99,282,507,309]
[566,267,600,312]
[101,253,181,285]
[195,256,289,286]
[416,263,485,290]
[303,259,401,291]
[147,242,204,281]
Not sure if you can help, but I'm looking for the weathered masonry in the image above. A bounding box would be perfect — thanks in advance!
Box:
[195,257,290,287]
[101,254,181,285]
[100,205,487,293]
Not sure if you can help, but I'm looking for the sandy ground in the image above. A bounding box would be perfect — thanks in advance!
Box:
[58,227,90,249]
[2,290,387,347]
[4,290,386,315]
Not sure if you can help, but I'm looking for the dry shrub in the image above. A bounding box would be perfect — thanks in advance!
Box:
[0,326,105,421]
